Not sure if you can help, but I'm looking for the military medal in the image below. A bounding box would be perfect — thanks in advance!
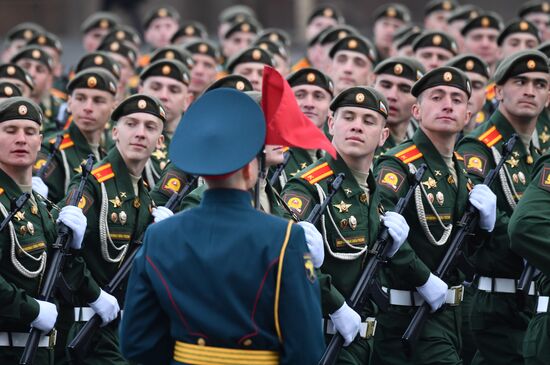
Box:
[333,201,351,213]
[360,193,369,204]
[349,215,357,230]
[427,193,435,204]
[119,211,128,225]
[15,211,25,221]
[526,155,534,165]
[512,173,519,184]
[160,161,167,170]
[109,196,122,208]
[110,212,118,223]
[518,171,526,185]
[340,219,349,229]
[300,162,308,169]
[26,222,34,235]
[447,175,455,185]
[436,192,444,206]
[20,225,27,235]
[506,156,519,168]
[133,198,141,208]
[30,205,38,215]
[422,177,437,189]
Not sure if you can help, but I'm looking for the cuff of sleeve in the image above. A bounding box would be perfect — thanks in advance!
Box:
[81,280,102,304]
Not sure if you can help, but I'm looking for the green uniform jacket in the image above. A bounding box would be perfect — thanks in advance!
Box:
[535,109,550,154]
[0,169,57,332]
[456,110,540,278]
[34,123,106,204]
[143,132,171,187]
[374,128,474,290]
[65,147,153,305]
[281,153,381,316]
[149,161,195,208]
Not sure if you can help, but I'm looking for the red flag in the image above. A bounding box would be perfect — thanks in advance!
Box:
[261,66,337,158]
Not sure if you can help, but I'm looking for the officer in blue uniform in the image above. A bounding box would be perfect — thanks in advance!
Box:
[120,88,326,365]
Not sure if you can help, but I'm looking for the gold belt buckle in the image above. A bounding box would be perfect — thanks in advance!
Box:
[48,328,57,348]
[451,285,464,306]
[364,317,377,339]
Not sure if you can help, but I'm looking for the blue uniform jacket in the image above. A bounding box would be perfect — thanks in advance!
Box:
[120,188,325,365]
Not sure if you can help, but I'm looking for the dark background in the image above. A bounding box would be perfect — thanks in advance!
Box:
[0,0,530,68]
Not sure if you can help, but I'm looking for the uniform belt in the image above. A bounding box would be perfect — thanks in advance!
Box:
[0,330,56,348]
[382,285,464,306]
[537,296,550,313]
[322,317,377,339]
[74,307,124,321]
[173,340,279,365]
[477,276,536,295]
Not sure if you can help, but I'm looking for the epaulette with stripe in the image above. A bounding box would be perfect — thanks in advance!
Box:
[478,125,502,148]
[394,144,423,164]
[485,82,496,101]
[49,134,74,150]
[92,163,115,183]
[300,162,333,185]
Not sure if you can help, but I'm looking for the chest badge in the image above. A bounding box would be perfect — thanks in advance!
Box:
[436,192,444,206]
[506,156,519,168]
[333,201,352,213]
[109,196,122,208]
[422,177,437,189]
[349,215,358,230]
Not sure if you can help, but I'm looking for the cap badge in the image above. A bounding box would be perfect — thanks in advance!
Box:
[162,65,171,75]
[443,71,453,82]
[355,92,365,103]
[307,72,316,82]
[94,55,104,65]
[138,99,147,109]
[87,76,97,88]
[185,26,194,35]
[527,59,536,70]
[199,43,208,53]
[252,49,262,60]
[323,8,334,17]
[394,63,403,75]
[348,39,358,49]
[236,81,245,90]
[18,105,28,115]
[32,49,41,59]
[99,19,109,29]
[466,59,475,70]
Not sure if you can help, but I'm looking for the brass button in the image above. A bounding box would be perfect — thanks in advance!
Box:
[197,338,206,346]
[243,339,252,346]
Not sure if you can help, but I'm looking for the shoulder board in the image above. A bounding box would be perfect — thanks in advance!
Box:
[394,144,423,164]
[485,82,496,101]
[49,134,73,150]
[477,125,502,148]
[300,162,333,185]
[454,152,464,161]
[50,88,67,101]
[92,163,115,183]
[291,58,311,72]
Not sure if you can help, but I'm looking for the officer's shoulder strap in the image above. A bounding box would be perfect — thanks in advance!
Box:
[299,161,334,185]
[392,143,423,164]
[49,133,74,151]
[91,163,115,183]
[477,125,503,148]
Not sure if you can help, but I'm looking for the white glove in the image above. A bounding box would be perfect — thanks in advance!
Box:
[469,184,496,232]
[329,302,361,346]
[89,289,120,325]
[382,211,409,258]
[297,221,324,268]
[31,299,58,332]
[32,176,49,198]
[416,273,448,312]
[57,205,87,250]
[152,206,174,223]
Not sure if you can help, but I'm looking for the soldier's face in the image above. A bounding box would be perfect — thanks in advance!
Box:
[413,86,471,136]
[447,20,466,52]
[500,33,540,59]
[329,106,389,159]
[144,18,179,49]
[524,13,550,41]
[1,40,27,63]
[68,88,115,133]
[306,17,338,41]
[415,47,454,72]
[463,29,500,66]
[222,32,255,58]
[82,28,109,53]
[329,51,374,94]
[293,84,331,129]
[108,52,134,89]
[424,11,450,31]
[112,112,164,164]
[394,44,414,57]
[189,54,218,94]
[233,62,264,91]
[273,54,290,77]
[16,59,52,101]
[373,74,415,125]
[374,17,405,50]
[140,76,190,123]
[496,72,550,121]
[0,119,42,169]
[466,72,488,117]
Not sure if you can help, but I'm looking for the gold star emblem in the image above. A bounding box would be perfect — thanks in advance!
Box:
[333,201,352,213]
[15,211,25,221]
[151,149,167,160]
[422,177,437,189]
[540,131,550,144]
[506,156,519,168]
[31,205,38,215]
[109,196,122,208]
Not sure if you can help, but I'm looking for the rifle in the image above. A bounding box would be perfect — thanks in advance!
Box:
[0,193,31,232]
[517,260,537,306]
[306,173,345,224]
[318,163,427,365]
[67,175,197,363]
[269,151,291,186]
[20,155,95,365]
[37,134,63,180]
[401,134,519,354]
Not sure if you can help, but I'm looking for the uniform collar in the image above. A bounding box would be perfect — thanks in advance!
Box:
[202,188,254,208]
[325,153,377,199]
[0,168,24,199]
[69,122,96,154]
[412,127,452,181]
[102,146,140,199]
[491,109,518,141]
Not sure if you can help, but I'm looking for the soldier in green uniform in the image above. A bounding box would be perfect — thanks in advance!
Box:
[456,50,550,365]
[31,68,118,204]
[220,19,261,70]
[535,42,550,154]
[412,31,458,72]
[64,94,166,364]
[278,67,334,186]
[97,39,138,103]
[303,5,344,44]
[142,5,180,61]
[0,63,35,98]
[372,4,411,61]
[317,26,358,75]
[373,56,425,157]
[282,86,410,364]
[227,46,274,92]
[445,54,491,135]
[138,59,191,187]
[0,81,22,100]
[509,151,550,364]
[498,19,540,59]
[11,45,63,136]
[424,0,458,31]
[446,5,481,53]
[253,38,291,77]
[0,97,85,365]
[27,31,66,101]
[183,40,221,99]
[80,12,120,53]
[373,66,496,365]
[171,20,209,45]
[0,22,44,63]
[519,0,550,42]
[391,25,422,58]
[461,12,503,75]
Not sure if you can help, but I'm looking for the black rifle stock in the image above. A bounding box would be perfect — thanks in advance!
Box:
[37,134,63,180]
[401,134,519,355]
[20,155,95,365]
[318,163,428,365]
[269,151,291,186]
[67,175,197,363]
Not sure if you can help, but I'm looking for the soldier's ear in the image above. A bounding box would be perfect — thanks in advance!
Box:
[66,95,73,114]
[411,102,421,121]
[495,85,504,102]
[156,133,165,149]
[327,111,335,136]
[378,125,390,148]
